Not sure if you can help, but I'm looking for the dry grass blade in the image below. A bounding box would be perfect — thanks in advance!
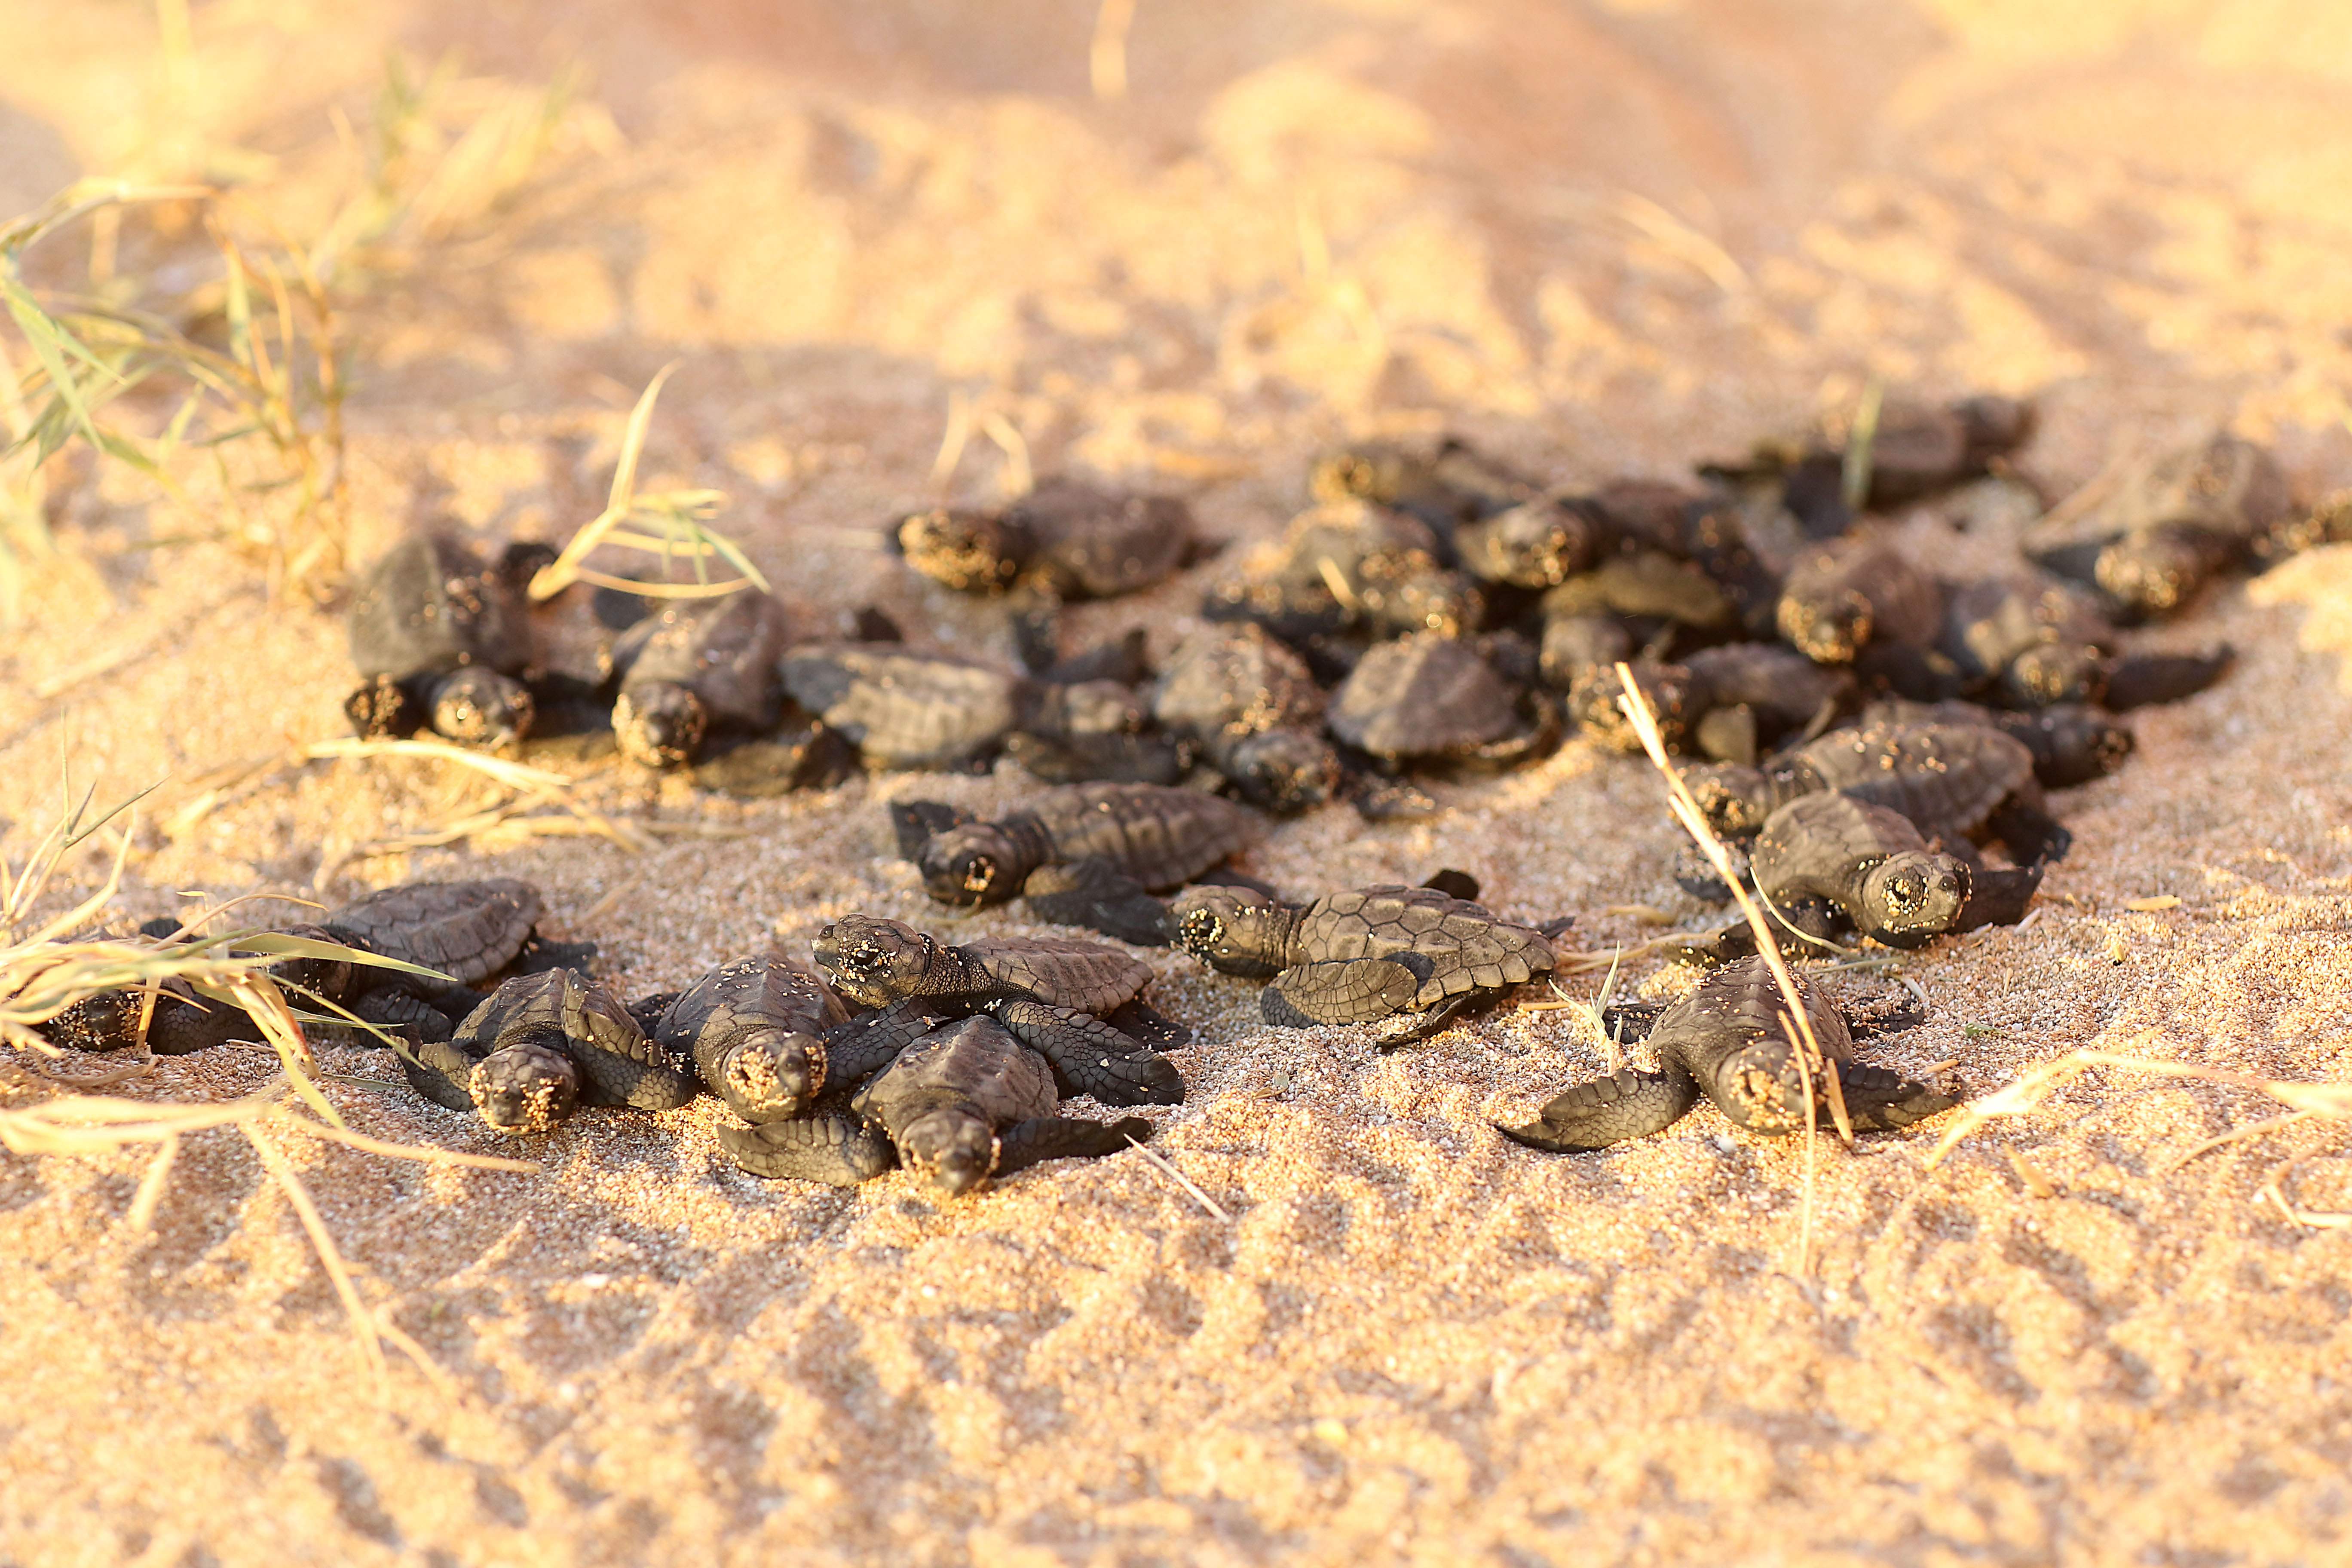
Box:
[2264,1162,2352,1230]
[1841,378,1885,512]
[1922,1050,2352,1169]
[243,1120,388,1401]
[299,737,570,792]
[1125,1135,1233,1221]
[528,364,768,601]
[1615,662,1848,1277]
[1091,0,1137,101]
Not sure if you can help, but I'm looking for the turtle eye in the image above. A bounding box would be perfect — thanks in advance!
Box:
[962,856,997,895]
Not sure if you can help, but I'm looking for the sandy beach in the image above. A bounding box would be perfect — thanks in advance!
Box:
[3,2,2352,1563]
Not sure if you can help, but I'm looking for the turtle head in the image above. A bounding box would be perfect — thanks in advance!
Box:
[430,668,535,748]
[813,916,936,1007]
[894,508,1023,594]
[2096,527,2215,618]
[2003,643,2106,707]
[1169,885,1290,979]
[1685,764,1771,837]
[896,1106,998,1195]
[1778,587,1872,664]
[716,1029,826,1121]
[612,681,709,768]
[344,674,424,739]
[467,1028,580,1133]
[1859,852,1970,941]
[916,824,1026,908]
[1224,729,1341,815]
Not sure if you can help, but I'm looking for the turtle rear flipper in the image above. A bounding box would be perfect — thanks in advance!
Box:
[1421,868,1480,902]
[626,991,682,1036]
[988,997,1183,1106]
[1835,1061,1959,1131]
[1951,863,2043,931]
[2101,646,2234,710]
[1021,857,1172,946]
[995,1115,1155,1176]
[719,1115,896,1185]
[1261,954,1433,1027]
[1370,991,1477,1050]
[1498,1066,1703,1152]
[891,800,977,860]
[1597,1001,1671,1044]
[346,987,460,1046]
[514,934,598,977]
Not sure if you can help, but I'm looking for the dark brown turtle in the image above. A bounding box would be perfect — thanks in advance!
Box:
[607,588,789,767]
[1498,956,1957,1151]
[1326,633,1556,771]
[813,915,1184,1105]
[778,643,1151,775]
[1748,793,2030,949]
[1170,881,1557,1045]
[2030,433,2295,620]
[894,477,1198,600]
[46,880,586,1057]
[1565,659,1698,754]
[1706,394,2034,536]
[1202,501,1483,674]
[1686,718,2068,863]
[896,781,1265,944]
[1151,624,1342,814]
[1676,643,1856,765]
[1776,539,1943,668]
[720,1016,1151,1192]
[651,954,852,1124]
[1311,436,1605,589]
[1925,577,2233,711]
[400,968,697,1133]
[344,533,539,747]
[1859,698,2134,789]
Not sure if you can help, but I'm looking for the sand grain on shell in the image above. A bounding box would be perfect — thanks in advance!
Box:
[5,1,2352,1564]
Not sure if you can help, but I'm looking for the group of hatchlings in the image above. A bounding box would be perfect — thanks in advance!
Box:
[54,397,2343,1193]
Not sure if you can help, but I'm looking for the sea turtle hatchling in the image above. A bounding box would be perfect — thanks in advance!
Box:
[344,533,540,747]
[893,477,1200,601]
[399,968,698,1133]
[896,782,1265,944]
[1326,633,1557,773]
[46,879,588,1057]
[1497,956,1957,1151]
[1170,882,1559,1045]
[1151,624,1343,815]
[1202,501,1484,676]
[815,916,1186,1105]
[649,954,853,1124]
[1859,698,2134,789]
[2029,433,2296,620]
[779,642,1151,775]
[1744,792,2037,950]
[1776,538,1944,668]
[719,1017,1152,1192]
[608,588,790,766]
[1687,718,2069,864]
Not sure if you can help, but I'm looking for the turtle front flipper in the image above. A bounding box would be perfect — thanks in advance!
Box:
[1834,1060,1960,1131]
[995,1115,1155,1176]
[1021,857,1173,946]
[891,800,976,860]
[347,987,460,1046]
[392,1035,482,1113]
[987,997,1184,1106]
[1497,1066,1703,1152]
[1369,992,1476,1050]
[625,991,683,1035]
[2101,646,2233,710]
[1951,863,2043,932]
[1106,997,1190,1050]
[513,934,598,977]
[822,1000,949,1090]
[1983,799,2070,866]
[1261,955,1433,1027]
[562,980,699,1111]
[1596,1000,1671,1043]
[719,1115,896,1185]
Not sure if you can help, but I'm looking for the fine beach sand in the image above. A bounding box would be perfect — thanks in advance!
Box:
[4,2,2352,1563]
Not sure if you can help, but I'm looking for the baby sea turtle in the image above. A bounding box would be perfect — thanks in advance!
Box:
[1687,718,2068,864]
[1776,539,1943,668]
[1707,394,2033,536]
[1203,501,1482,675]
[814,916,1185,1104]
[2030,433,2294,619]
[1326,633,1556,773]
[1498,956,1957,1150]
[1859,698,2133,789]
[1918,577,2233,711]
[46,879,585,1056]
[894,477,1199,600]
[896,782,1265,944]
[779,642,1147,775]
[1311,438,1598,588]
[1678,643,1854,764]
[650,954,851,1124]
[345,533,540,746]
[720,1016,1151,1192]
[1170,881,1558,1044]
[1746,792,2031,949]
[400,968,697,1133]
[608,588,790,767]
[1151,623,1342,815]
